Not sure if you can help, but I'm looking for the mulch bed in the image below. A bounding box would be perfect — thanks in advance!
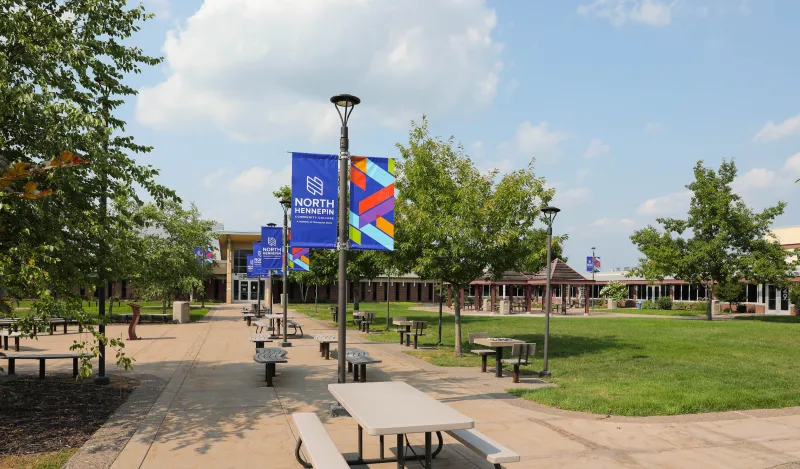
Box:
[0,375,138,456]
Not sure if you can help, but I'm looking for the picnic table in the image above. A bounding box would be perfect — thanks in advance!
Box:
[392,319,413,347]
[473,337,525,378]
[324,381,474,467]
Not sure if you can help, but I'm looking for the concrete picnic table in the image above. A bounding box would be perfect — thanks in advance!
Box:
[392,319,413,347]
[327,381,474,468]
[473,337,525,378]
[262,314,296,337]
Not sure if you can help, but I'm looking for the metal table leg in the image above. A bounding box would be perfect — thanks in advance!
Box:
[495,347,503,378]
[397,434,405,469]
[425,432,432,468]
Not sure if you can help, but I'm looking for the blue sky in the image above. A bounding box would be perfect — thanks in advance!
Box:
[122,0,800,273]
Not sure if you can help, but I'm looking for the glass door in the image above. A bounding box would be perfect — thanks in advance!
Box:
[767,285,776,312]
[240,281,249,301]
[250,281,259,303]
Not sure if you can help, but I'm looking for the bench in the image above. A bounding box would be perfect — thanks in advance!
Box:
[243,313,256,327]
[345,348,382,383]
[248,334,273,349]
[501,343,535,383]
[328,305,338,322]
[469,332,496,373]
[286,319,304,338]
[253,320,270,334]
[352,310,365,327]
[446,428,520,469]
[410,320,427,349]
[313,334,337,359]
[253,347,288,387]
[292,412,349,469]
[2,331,22,351]
[1,352,81,379]
[359,312,376,333]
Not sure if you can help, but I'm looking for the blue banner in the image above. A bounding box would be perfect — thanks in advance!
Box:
[246,255,259,278]
[350,156,395,251]
[291,152,339,248]
[259,226,283,271]
[586,256,600,273]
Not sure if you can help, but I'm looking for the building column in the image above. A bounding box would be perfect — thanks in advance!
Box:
[225,235,232,304]
[459,288,465,311]
[490,285,497,312]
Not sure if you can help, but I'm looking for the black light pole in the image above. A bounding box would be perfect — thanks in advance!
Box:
[331,93,360,384]
[540,205,560,378]
[95,85,110,386]
[267,223,277,315]
[280,200,291,347]
[385,272,391,331]
[437,280,444,346]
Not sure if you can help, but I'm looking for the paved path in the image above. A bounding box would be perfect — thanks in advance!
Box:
[9,306,800,468]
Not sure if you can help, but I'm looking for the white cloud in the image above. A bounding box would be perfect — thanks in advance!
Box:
[229,165,291,192]
[577,168,590,180]
[137,0,503,141]
[577,0,676,27]
[784,153,800,175]
[516,121,570,155]
[645,122,664,134]
[753,113,800,142]
[593,217,636,228]
[556,187,590,206]
[584,138,610,158]
[637,190,691,215]
[143,0,171,19]
[471,140,485,159]
[732,167,777,192]
[203,168,230,188]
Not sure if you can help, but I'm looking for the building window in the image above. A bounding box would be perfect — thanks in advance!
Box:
[233,249,252,274]
[233,280,240,301]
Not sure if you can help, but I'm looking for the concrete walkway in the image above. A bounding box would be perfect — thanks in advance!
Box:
[8,306,800,468]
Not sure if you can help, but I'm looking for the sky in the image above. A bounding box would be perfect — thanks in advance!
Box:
[120,0,800,274]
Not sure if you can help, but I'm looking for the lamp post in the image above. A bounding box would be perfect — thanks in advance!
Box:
[280,200,291,347]
[267,223,276,315]
[540,205,560,378]
[331,94,360,384]
[437,280,444,346]
[95,84,110,386]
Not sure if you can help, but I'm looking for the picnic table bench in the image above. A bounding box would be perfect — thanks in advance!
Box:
[1,331,22,351]
[253,347,288,387]
[248,334,273,349]
[345,348,381,383]
[329,305,338,322]
[243,313,256,326]
[1,352,81,379]
[292,413,350,469]
[312,334,337,359]
[446,428,520,468]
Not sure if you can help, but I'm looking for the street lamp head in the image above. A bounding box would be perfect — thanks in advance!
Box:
[542,205,560,227]
[330,94,360,126]
[330,94,361,108]
[279,199,291,208]
[266,223,277,227]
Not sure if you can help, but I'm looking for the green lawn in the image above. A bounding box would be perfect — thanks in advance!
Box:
[6,301,210,322]
[596,308,705,317]
[292,301,800,416]
[0,449,78,469]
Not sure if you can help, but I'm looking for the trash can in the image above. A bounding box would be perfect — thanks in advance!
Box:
[637,300,643,310]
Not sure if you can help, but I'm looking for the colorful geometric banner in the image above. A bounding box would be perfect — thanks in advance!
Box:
[287,228,309,271]
[585,256,601,273]
[291,152,339,249]
[349,156,395,251]
[259,226,283,271]
[193,246,213,264]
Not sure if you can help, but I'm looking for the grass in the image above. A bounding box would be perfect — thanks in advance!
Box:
[292,301,800,416]
[6,301,211,322]
[733,315,800,324]
[597,308,705,317]
[0,449,78,469]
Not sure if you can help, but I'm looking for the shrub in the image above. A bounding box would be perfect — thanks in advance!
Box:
[736,304,748,313]
[600,281,629,302]
[641,300,656,310]
[657,297,673,310]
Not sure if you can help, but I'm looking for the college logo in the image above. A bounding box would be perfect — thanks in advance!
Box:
[267,237,277,247]
[307,175,324,196]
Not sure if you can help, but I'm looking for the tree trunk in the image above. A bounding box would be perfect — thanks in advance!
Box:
[353,281,361,310]
[314,283,318,314]
[453,298,463,357]
[162,294,167,314]
[706,281,714,321]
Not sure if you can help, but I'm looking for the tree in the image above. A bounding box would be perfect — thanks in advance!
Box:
[630,160,792,320]
[0,0,173,376]
[716,279,745,312]
[135,202,217,313]
[600,281,628,303]
[396,118,554,357]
